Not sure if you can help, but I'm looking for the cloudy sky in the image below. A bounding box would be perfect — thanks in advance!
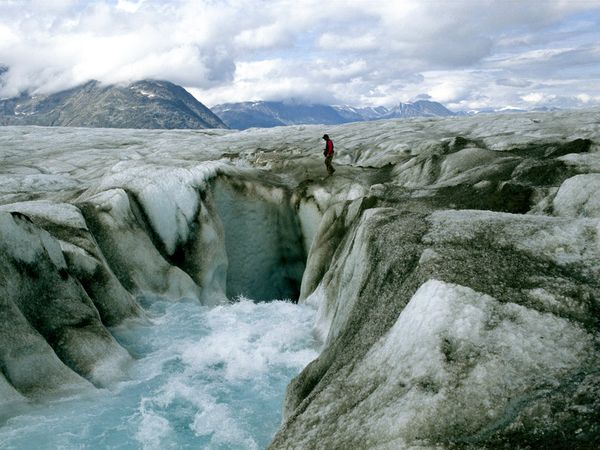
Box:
[1,0,599,110]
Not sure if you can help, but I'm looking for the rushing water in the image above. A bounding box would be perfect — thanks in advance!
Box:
[0,298,319,450]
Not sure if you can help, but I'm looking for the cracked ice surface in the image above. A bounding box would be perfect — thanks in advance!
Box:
[1,109,600,449]
[1,109,599,203]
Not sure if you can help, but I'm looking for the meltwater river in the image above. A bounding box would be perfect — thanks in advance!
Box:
[0,298,318,449]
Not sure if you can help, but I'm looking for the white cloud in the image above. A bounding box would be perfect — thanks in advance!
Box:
[577,93,591,103]
[0,24,19,51]
[317,60,369,82]
[30,0,78,12]
[116,0,146,13]
[317,33,378,52]
[522,92,549,103]
[428,82,468,104]
[0,0,599,110]
[496,78,532,88]
[234,24,292,49]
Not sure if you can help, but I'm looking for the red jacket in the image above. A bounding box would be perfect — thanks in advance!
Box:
[325,139,334,156]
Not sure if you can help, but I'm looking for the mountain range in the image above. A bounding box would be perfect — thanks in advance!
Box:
[0,79,227,129]
[3,75,527,130]
[211,100,456,130]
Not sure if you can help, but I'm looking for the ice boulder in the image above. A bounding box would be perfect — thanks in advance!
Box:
[0,200,143,326]
[553,174,600,218]
[93,161,225,256]
[0,212,131,392]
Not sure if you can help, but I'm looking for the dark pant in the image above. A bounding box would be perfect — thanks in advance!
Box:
[325,154,335,175]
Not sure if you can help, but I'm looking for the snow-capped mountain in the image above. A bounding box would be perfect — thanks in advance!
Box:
[382,99,456,118]
[456,105,563,116]
[210,101,346,129]
[212,100,455,130]
[0,79,227,129]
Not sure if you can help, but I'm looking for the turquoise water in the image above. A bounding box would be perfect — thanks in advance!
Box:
[0,298,318,449]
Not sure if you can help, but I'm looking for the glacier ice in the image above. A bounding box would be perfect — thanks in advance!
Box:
[0,108,599,448]
[553,173,600,218]
[212,178,306,301]
[348,279,593,447]
[0,212,129,392]
[281,278,596,449]
[0,200,143,325]
[276,200,600,448]
[79,188,202,300]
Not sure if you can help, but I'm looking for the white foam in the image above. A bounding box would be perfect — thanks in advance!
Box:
[180,299,318,381]
[127,299,318,448]
[135,407,172,450]
[190,397,259,450]
[0,298,318,448]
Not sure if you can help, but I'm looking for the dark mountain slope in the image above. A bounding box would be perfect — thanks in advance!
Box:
[0,80,227,129]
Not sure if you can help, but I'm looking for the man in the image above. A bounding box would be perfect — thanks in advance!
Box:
[322,134,335,175]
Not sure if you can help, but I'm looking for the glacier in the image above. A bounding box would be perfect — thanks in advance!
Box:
[0,109,599,449]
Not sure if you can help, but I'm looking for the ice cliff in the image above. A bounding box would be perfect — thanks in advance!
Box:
[1,109,599,448]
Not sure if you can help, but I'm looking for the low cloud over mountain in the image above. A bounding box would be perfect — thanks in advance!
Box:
[0,79,227,129]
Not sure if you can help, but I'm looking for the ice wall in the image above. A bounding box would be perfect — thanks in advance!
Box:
[272,201,600,449]
[212,177,305,301]
[0,200,143,326]
[79,188,202,300]
[0,212,130,395]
